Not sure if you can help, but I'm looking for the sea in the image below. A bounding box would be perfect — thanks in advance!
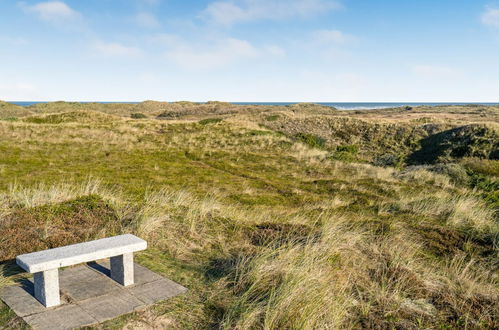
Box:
[8,102,499,110]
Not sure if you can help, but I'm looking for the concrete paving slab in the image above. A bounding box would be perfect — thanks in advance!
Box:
[23,304,97,330]
[60,265,121,301]
[0,261,187,330]
[0,279,46,317]
[77,289,145,323]
[89,260,164,285]
[129,278,188,305]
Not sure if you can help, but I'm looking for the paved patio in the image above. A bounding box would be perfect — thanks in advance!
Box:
[0,260,187,330]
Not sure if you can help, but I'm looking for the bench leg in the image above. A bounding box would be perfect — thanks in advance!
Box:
[33,269,60,308]
[110,253,134,286]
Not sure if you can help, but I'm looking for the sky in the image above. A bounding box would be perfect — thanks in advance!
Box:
[1,0,499,102]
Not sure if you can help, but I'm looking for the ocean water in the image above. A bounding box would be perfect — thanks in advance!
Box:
[8,101,499,110]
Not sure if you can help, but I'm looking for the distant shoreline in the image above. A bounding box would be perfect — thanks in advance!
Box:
[5,101,499,111]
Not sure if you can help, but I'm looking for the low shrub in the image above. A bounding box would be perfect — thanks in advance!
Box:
[374,153,404,167]
[461,158,499,177]
[199,118,223,125]
[0,195,120,262]
[131,113,147,119]
[295,133,326,149]
[337,144,359,153]
[427,163,469,185]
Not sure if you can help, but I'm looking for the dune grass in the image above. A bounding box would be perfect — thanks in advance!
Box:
[0,104,497,329]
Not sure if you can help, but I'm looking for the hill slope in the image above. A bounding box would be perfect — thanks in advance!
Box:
[0,102,497,329]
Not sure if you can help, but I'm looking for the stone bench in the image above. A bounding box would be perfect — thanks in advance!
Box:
[16,234,147,308]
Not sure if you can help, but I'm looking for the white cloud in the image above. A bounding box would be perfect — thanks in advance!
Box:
[413,65,459,79]
[202,0,340,25]
[135,12,160,28]
[20,1,80,23]
[148,33,181,46]
[265,45,286,57]
[166,38,259,70]
[312,29,352,44]
[92,41,142,57]
[482,7,499,27]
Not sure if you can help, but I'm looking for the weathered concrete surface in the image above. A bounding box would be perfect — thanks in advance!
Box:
[24,305,97,330]
[110,252,134,286]
[130,278,188,305]
[34,268,60,308]
[60,265,121,301]
[77,290,144,323]
[0,281,47,317]
[0,260,187,330]
[16,234,147,273]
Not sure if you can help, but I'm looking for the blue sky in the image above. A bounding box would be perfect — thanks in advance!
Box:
[1,0,499,101]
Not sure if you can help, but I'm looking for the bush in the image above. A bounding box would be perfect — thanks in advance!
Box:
[295,133,326,148]
[337,144,359,153]
[131,113,147,119]
[374,153,404,167]
[329,145,360,162]
[428,163,470,185]
[199,118,223,125]
[461,158,499,177]
[408,124,499,164]
[330,152,357,162]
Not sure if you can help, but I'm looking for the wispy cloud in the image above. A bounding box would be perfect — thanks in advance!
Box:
[135,12,160,28]
[92,41,142,57]
[148,33,181,46]
[19,1,80,24]
[202,0,341,25]
[265,45,286,57]
[413,65,459,79]
[482,7,499,27]
[311,29,353,44]
[165,38,259,70]
[156,35,284,70]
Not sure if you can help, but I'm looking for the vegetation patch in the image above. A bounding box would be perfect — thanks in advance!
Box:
[408,124,499,164]
[198,118,223,125]
[246,222,319,246]
[265,114,280,121]
[0,195,120,262]
[295,132,326,148]
[130,112,147,119]
[0,101,497,329]
[22,111,117,124]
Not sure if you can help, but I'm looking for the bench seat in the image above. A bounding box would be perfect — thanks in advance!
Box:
[17,234,146,273]
[16,234,147,308]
